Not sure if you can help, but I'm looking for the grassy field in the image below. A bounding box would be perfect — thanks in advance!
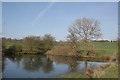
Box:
[77,42,118,56]
[93,42,118,56]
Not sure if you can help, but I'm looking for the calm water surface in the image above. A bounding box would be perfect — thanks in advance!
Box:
[2,55,111,78]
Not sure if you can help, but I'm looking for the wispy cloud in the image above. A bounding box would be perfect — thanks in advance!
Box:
[32,2,55,26]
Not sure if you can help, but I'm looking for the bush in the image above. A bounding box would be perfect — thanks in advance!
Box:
[22,34,55,54]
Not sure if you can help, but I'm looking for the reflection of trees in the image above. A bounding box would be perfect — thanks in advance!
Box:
[2,56,9,78]
[22,55,43,72]
[2,56,6,73]
[85,58,88,70]
[68,59,78,72]
[5,55,22,67]
[22,55,54,73]
[15,55,22,68]
[85,58,100,69]
[3,55,54,73]
[42,58,53,73]
[49,55,78,72]
[7,55,16,62]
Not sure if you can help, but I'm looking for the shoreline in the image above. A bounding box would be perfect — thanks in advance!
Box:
[59,63,118,78]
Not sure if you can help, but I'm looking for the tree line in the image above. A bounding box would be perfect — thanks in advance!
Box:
[2,34,55,55]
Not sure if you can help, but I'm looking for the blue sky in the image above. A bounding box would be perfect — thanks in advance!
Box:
[2,2,118,41]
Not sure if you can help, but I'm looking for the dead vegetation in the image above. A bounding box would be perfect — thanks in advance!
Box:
[46,45,76,56]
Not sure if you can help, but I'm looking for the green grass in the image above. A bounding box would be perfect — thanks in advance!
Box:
[5,42,14,47]
[93,42,118,56]
[77,42,118,56]
[4,41,23,48]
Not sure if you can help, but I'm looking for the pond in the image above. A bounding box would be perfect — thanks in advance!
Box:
[2,55,112,78]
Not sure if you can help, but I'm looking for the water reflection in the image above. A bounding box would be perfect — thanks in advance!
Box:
[22,55,43,72]
[2,55,110,78]
[48,55,79,72]
[42,58,53,73]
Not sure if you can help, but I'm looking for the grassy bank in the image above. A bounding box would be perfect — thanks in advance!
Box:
[46,42,118,58]
[59,63,118,78]
[92,63,118,78]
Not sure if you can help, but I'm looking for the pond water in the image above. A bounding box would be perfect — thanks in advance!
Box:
[2,55,111,78]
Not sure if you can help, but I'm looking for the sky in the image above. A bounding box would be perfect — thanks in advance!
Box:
[2,2,118,41]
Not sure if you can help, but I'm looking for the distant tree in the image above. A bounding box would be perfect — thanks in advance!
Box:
[43,34,55,50]
[22,36,42,53]
[68,17,102,43]
[22,34,55,54]
[2,38,7,53]
[43,34,55,41]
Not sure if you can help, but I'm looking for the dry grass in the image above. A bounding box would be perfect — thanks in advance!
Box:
[86,52,118,78]
[109,51,118,62]
[45,45,76,56]
[92,64,118,78]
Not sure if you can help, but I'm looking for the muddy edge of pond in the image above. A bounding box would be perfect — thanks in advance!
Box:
[46,54,113,60]
[46,55,117,63]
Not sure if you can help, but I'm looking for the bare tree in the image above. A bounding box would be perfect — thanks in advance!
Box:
[67,27,78,43]
[68,17,102,43]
